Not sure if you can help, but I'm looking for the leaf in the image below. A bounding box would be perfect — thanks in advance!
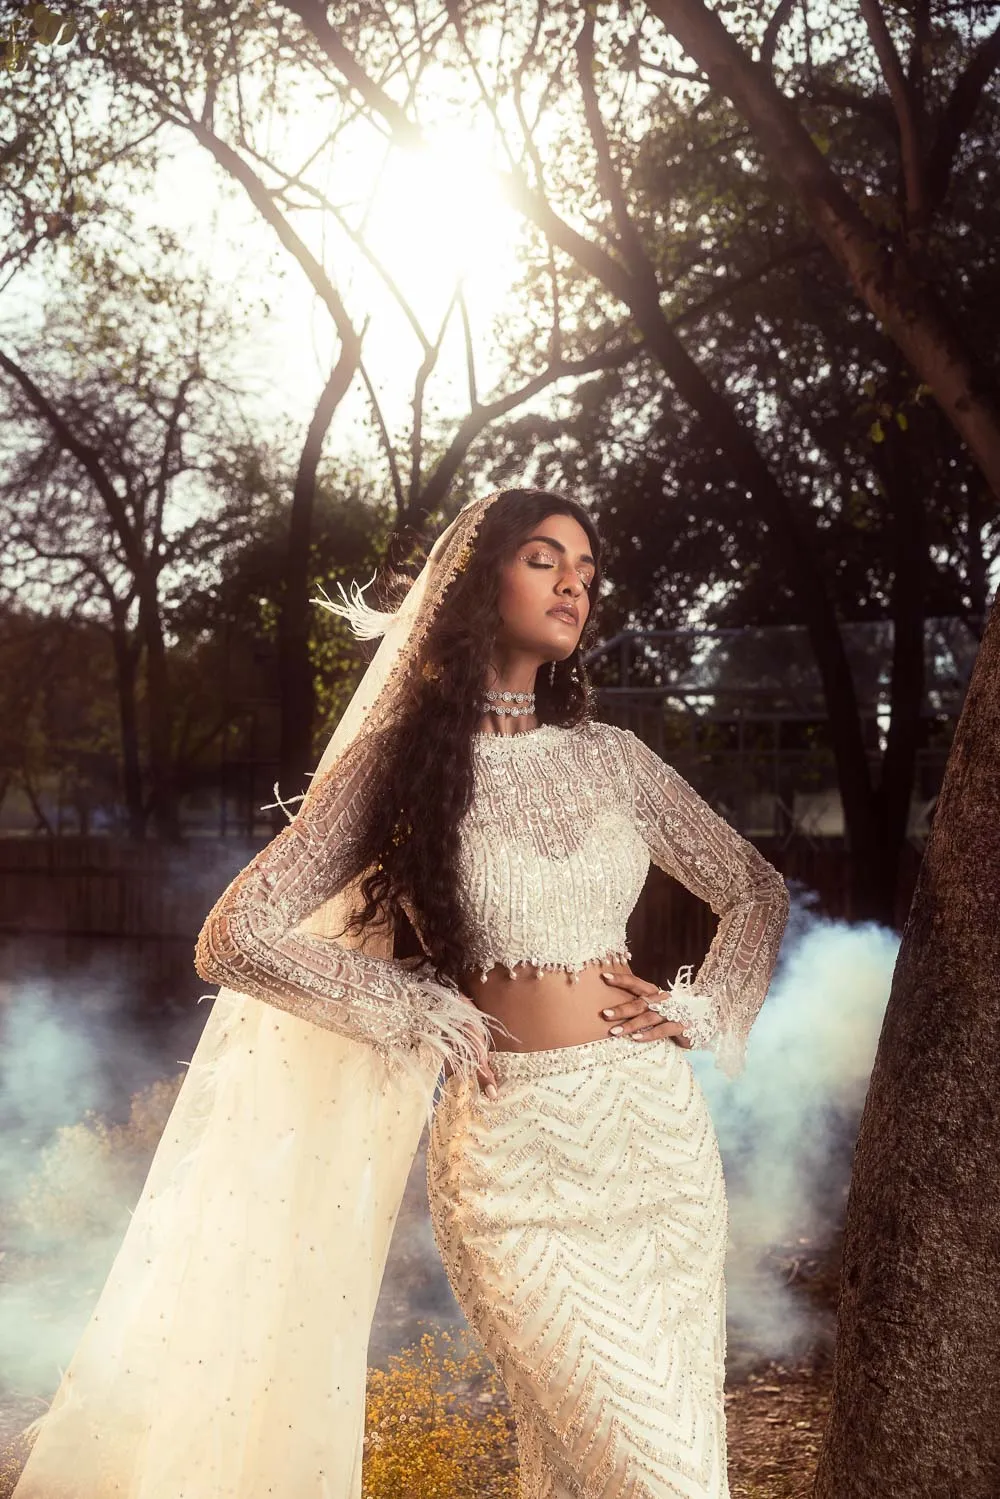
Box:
[810,131,831,155]
[32,5,62,45]
[58,17,78,45]
[895,410,908,431]
[870,419,885,443]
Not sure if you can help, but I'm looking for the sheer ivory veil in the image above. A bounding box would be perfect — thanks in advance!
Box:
[11,492,506,1499]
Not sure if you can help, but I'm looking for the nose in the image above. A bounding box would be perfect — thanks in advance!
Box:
[557,570,584,597]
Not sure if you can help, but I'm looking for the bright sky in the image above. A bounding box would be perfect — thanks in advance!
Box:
[139,64,531,484]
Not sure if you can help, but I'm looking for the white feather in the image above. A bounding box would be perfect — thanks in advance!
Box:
[311,572,399,640]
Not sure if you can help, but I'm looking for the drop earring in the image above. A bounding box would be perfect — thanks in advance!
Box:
[548,660,556,687]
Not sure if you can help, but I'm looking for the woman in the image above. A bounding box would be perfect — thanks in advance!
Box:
[11,488,787,1499]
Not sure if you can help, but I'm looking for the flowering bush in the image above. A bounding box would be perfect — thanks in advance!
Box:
[363,1327,518,1498]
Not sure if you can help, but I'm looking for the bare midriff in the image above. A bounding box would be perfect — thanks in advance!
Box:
[454,954,636,1053]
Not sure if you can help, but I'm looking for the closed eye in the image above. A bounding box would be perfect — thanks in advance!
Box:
[524,558,594,590]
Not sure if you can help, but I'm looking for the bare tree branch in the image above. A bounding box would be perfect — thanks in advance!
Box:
[458,284,478,409]
[178,115,361,349]
[410,286,460,508]
[0,348,139,565]
[761,0,797,68]
[646,0,1000,500]
[926,18,1000,211]
[280,0,418,142]
[859,0,927,226]
[574,12,647,273]
[358,358,407,523]
[418,337,645,515]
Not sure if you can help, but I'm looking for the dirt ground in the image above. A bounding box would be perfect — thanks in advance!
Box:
[725,1355,832,1499]
[724,1228,840,1499]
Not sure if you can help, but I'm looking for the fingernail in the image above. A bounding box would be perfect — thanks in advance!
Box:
[602,1008,615,1018]
[601,972,613,980]
[609,1025,623,1035]
[486,1084,498,1099]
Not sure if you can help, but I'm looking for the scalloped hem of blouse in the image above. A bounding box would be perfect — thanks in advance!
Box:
[472,944,634,984]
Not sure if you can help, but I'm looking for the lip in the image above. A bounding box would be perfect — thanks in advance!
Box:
[548,605,579,626]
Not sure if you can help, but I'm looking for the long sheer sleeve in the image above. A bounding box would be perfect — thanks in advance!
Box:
[616,727,789,1079]
[193,734,493,1081]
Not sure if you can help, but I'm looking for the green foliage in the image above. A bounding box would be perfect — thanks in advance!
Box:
[1,4,134,72]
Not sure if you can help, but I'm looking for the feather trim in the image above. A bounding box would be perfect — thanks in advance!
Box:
[259,783,307,823]
[380,972,519,1133]
[654,964,719,1052]
[312,573,399,640]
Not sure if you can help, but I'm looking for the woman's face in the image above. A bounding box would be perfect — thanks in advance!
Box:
[495,511,595,660]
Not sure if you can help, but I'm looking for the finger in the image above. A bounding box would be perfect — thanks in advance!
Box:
[634,1020,691,1045]
[612,1014,689,1040]
[599,970,648,995]
[601,995,654,1021]
[477,1063,499,1100]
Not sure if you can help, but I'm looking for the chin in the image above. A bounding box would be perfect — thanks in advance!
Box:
[546,642,580,662]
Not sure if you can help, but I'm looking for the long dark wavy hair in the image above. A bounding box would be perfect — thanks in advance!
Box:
[337,488,604,985]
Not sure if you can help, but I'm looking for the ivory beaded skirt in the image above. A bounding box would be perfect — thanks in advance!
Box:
[426,1033,730,1499]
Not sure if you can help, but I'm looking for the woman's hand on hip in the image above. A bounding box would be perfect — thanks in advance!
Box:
[599,971,693,1047]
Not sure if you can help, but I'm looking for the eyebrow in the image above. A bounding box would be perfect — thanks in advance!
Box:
[523,533,596,567]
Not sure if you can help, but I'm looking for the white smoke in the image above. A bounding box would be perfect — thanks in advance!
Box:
[0,966,184,1404]
[692,886,899,1367]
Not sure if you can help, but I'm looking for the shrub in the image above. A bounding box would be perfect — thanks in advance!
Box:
[363,1326,518,1498]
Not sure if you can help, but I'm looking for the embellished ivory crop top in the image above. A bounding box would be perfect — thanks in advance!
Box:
[194,719,789,1079]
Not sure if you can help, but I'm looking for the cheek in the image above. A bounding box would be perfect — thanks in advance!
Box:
[497,568,541,619]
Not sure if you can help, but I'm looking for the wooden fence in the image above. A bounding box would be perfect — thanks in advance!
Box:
[0,836,919,991]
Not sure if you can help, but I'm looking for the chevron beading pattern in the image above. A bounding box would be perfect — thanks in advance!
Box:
[427,1034,730,1498]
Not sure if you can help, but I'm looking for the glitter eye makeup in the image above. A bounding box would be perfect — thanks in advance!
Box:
[518,550,595,589]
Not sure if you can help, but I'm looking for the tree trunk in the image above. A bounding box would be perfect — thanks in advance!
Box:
[814,585,1000,1497]
[107,607,146,840]
[136,577,181,843]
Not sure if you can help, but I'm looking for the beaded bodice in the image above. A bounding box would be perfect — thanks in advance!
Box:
[194,718,789,1079]
[454,723,649,982]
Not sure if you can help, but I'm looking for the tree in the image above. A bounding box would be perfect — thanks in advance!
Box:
[0,229,261,839]
[0,604,120,834]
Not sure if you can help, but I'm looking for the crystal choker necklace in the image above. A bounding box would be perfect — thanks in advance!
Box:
[480,688,535,719]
